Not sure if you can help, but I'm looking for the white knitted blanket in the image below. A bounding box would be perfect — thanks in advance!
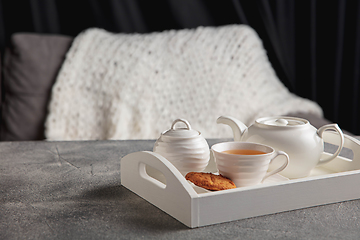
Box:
[45,24,323,140]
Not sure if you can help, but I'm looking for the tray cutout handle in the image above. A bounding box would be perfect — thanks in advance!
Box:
[321,132,360,172]
[141,164,167,189]
[121,151,198,195]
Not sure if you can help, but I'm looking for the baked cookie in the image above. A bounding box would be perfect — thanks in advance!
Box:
[185,172,236,191]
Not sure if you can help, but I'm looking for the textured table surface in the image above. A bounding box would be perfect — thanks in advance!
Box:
[1,139,360,240]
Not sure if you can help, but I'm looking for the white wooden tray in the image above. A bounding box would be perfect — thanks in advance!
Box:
[121,132,360,228]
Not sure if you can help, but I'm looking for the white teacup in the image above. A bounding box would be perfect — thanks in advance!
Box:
[211,142,289,187]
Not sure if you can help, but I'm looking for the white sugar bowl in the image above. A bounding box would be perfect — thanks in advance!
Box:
[153,119,210,175]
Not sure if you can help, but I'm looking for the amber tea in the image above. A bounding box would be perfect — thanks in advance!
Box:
[222,149,266,155]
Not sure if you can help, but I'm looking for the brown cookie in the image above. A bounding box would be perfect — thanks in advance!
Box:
[185,172,236,191]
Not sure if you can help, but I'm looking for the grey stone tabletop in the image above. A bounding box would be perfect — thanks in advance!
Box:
[1,139,360,240]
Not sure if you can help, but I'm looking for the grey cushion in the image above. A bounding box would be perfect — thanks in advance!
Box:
[1,33,72,141]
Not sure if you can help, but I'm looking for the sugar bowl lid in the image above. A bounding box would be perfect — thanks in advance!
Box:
[161,119,200,138]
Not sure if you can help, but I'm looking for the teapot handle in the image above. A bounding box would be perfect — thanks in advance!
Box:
[317,124,345,165]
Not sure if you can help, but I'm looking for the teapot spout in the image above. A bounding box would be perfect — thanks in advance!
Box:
[216,116,248,141]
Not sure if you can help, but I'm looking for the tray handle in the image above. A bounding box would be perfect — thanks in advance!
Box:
[322,132,360,171]
[121,151,198,196]
[121,151,198,227]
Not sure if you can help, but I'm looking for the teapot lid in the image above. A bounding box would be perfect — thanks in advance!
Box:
[256,116,309,127]
[162,119,200,138]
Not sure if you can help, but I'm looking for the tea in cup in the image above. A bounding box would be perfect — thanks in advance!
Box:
[211,142,289,187]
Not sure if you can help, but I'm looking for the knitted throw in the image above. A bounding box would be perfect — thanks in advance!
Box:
[45,25,323,140]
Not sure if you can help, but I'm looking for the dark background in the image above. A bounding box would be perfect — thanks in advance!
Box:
[0,0,359,135]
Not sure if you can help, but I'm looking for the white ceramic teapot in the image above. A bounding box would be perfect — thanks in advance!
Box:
[217,116,345,178]
[153,119,210,175]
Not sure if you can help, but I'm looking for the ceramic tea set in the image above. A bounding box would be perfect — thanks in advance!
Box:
[217,116,344,179]
[153,116,345,187]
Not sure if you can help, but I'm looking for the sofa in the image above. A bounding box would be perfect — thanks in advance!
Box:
[0,31,344,141]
